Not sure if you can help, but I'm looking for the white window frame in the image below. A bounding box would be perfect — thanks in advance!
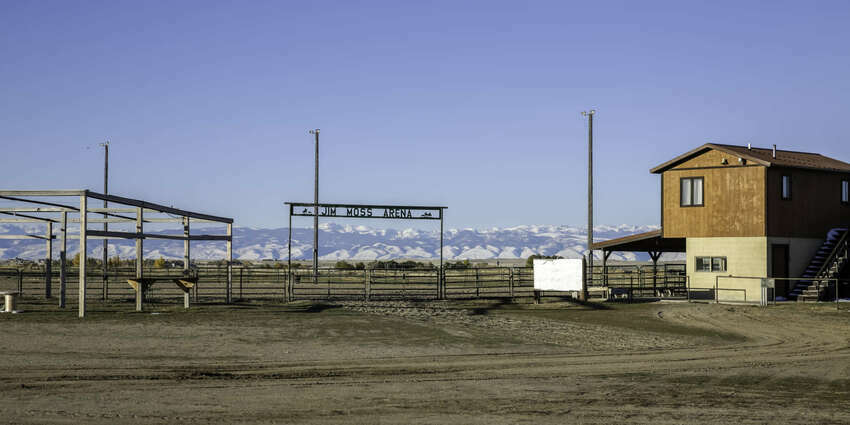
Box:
[681,177,704,207]
[695,256,727,273]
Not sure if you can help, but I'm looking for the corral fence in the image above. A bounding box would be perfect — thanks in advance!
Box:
[0,265,536,304]
[588,263,688,301]
[0,262,691,306]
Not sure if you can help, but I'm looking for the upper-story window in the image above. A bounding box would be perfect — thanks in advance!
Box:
[680,177,704,207]
[781,175,792,200]
[843,180,849,204]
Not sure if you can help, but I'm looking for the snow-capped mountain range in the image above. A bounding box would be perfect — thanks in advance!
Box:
[0,223,677,262]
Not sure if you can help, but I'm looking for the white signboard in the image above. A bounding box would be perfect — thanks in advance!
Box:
[533,259,583,291]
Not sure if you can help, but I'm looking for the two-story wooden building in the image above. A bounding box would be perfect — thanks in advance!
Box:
[593,143,850,302]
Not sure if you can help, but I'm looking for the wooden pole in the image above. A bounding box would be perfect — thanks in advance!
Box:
[78,194,87,318]
[60,211,67,308]
[183,216,190,309]
[45,221,52,298]
[580,256,588,301]
[651,252,660,296]
[583,109,595,294]
[135,207,143,311]
[226,223,233,304]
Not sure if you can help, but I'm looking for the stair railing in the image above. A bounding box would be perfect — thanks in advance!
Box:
[814,229,850,293]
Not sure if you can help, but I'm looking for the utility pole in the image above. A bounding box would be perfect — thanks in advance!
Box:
[99,141,109,300]
[309,129,320,285]
[581,110,595,301]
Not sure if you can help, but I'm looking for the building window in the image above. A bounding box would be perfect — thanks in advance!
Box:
[680,177,704,207]
[843,180,849,204]
[781,175,792,200]
[695,256,727,272]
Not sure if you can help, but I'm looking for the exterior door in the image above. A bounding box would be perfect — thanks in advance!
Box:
[771,244,790,296]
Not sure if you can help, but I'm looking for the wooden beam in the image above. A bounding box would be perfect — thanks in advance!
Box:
[86,191,233,224]
[0,218,56,224]
[0,212,59,223]
[0,207,70,213]
[0,195,80,210]
[0,190,85,197]
[0,234,55,240]
[85,230,230,241]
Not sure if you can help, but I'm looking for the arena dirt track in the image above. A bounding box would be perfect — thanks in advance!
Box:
[1,300,849,424]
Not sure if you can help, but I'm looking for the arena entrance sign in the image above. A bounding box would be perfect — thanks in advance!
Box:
[285,202,448,297]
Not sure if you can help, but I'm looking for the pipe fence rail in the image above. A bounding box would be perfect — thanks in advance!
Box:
[2,263,688,305]
[11,264,842,308]
[0,265,538,304]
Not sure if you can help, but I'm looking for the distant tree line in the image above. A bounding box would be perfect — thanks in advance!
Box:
[525,254,563,267]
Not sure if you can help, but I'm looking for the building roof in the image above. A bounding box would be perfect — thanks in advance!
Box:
[590,229,685,253]
[650,143,850,174]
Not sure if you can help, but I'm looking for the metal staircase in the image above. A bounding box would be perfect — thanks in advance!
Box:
[790,228,849,301]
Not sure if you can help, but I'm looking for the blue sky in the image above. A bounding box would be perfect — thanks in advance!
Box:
[2,0,849,229]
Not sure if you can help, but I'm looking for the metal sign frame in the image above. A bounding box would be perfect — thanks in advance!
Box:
[285,202,448,298]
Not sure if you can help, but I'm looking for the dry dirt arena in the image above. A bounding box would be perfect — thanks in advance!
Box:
[1,298,849,424]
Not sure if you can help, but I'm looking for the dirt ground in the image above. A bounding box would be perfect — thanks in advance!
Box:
[1,298,849,424]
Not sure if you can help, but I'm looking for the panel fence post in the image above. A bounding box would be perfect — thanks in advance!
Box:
[509,267,514,300]
[365,268,370,301]
[45,221,53,298]
[60,211,67,308]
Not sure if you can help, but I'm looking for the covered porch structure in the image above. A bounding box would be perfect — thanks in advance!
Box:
[590,229,686,294]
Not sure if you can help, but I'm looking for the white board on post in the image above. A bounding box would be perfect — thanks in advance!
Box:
[533,259,583,291]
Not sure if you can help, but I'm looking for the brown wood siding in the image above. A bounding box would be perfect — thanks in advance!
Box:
[766,168,850,237]
[672,149,741,169]
[662,166,766,237]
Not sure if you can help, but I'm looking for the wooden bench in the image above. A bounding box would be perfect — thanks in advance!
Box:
[0,290,22,313]
[127,277,199,311]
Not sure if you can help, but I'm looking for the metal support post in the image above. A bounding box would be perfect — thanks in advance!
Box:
[311,129,319,285]
[715,275,719,304]
[439,211,444,299]
[287,209,292,302]
[101,141,109,301]
[78,194,88,318]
